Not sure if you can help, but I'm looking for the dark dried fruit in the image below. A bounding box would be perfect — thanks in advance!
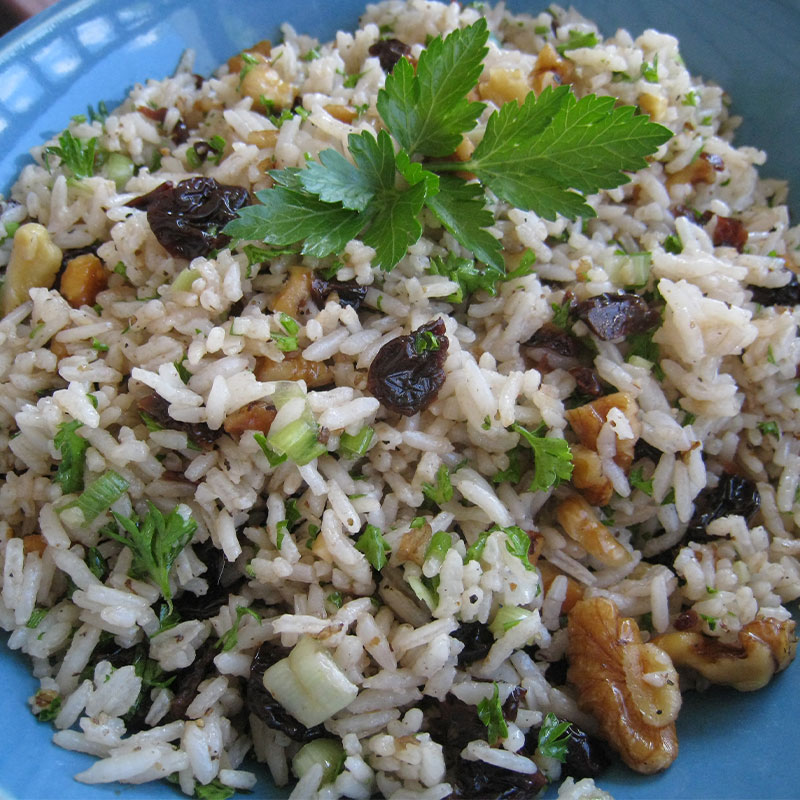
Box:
[573,292,660,341]
[164,642,217,722]
[749,271,800,307]
[452,621,495,666]
[450,757,547,799]
[171,119,189,145]
[137,105,167,122]
[246,642,326,741]
[543,658,569,686]
[172,540,244,621]
[713,215,748,252]
[672,205,713,225]
[685,472,760,542]
[634,438,663,463]
[526,323,579,359]
[700,152,725,172]
[138,391,220,449]
[569,366,604,398]
[368,38,412,72]
[367,318,449,416]
[310,274,368,310]
[501,685,527,721]
[127,177,250,259]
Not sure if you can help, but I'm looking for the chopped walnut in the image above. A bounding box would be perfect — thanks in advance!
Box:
[255,353,333,388]
[556,494,632,567]
[272,266,312,316]
[2,223,63,316]
[223,401,277,438]
[478,67,532,106]
[22,534,47,555]
[570,444,614,507]
[532,43,574,94]
[324,104,358,123]
[651,617,797,692]
[246,130,279,149]
[538,560,583,614]
[396,522,433,566]
[565,391,641,471]
[227,40,272,74]
[59,253,108,309]
[568,597,681,774]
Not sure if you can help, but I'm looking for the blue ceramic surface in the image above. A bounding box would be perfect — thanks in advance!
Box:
[0,1,798,799]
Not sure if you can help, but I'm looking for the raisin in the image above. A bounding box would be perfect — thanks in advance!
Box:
[163,642,217,722]
[138,392,220,449]
[713,215,748,252]
[137,105,167,122]
[525,323,579,359]
[367,318,449,416]
[685,472,760,542]
[172,540,244,621]
[310,274,368,310]
[450,757,547,799]
[246,642,326,741]
[501,685,527,721]
[452,621,495,665]
[748,271,800,307]
[368,38,412,72]
[171,119,189,145]
[569,366,604,397]
[573,292,660,341]
[127,177,250,259]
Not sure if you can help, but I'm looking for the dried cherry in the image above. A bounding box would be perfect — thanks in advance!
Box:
[367,318,449,416]
[368,38,412,72]
[127,177,250,259]
[310,274,368,310]
[573,292,660,341]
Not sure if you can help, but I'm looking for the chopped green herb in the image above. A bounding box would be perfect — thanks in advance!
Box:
[53,420,89,494]
[355,524,391,570]
[611,71,632,83]
[87,100,109,123]
[343,69,368,88]
[339,426,375,459]
[758,420,780,438]
[496,524,535,571]
[224,20,670,273]
[767,345,776,365]
[91,338,109,352]
[239,51,260,86]
[491,447,523,485]
[302,47,321,61]
[627,330,665,381]
[86,546,109,581]
[534,24,550,35]
[108,502,197,611]
[699,613,718,631]
[218,605,262,652]
[174,356,192,384]
[35,692,62,722]
[550,298,572,329]
[276,519,288,549]
[663,233,682,254]
[61,469,129,522]
[44,130,98,178]
[26,607,49,629]
[424,530,452,565]
[327,591,344,608]
[477,682,508,745]
[415,330,441,352]
[641,55,659,83]
[629,466,654,496]
[511,422,573,492]
[537,712,572,761]
[194,778,235,800]
[186,146,202,169]
[306,523,321,549]
[410,516,426,529]
[555,30,598,57]
[422,464,453,506]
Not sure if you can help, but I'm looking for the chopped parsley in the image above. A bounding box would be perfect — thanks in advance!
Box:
[43,130,98,179]
[217,606,262,652]
[224,20,670,273]
[422,464,453,506]
[477,682,508,745]
[108,502,198,611]
[53,420,89,494]
[555,29,598,57]
[355,524,391,571]
[537,712,572,761]
[511,422,573,492]
[629,466,654,496]
[758,420,780,438]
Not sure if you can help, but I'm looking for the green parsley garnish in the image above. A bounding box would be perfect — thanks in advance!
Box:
[537,712,572,761]
[327,591,344,608]
[44,130,98,179]
[224,20,670,273]
[629,466,654,496]
[86,546,109,581]
[758,420,780,438]
[218,606,262,652]
[477,682,508,745]
[464,530,490,564]
[511,422,573,492]
[53,420,89,494]
[422,463,453,506]
[555,29,598,57]
[35,691,62,722]
[26,607,49,629]
[495,524,535,571]
[641,55,659,83]
[108,502,198,611]
[355,524,391,570]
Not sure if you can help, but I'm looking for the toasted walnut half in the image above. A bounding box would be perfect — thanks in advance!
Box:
[568,597,681,774]
[1,223,63,316]
[571,444,614,506]
[565,391,641,471]
[255,353,332,388]
[532,43,574,95]
[557,494,632,567]
[652,617,797,692]
[272,266,312,316]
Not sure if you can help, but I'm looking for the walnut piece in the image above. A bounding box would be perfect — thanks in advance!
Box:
[60,253,108,309]
[568,597,681,774]
[223,401,277,438]
[1,223,63,316]
[570,443,614,506]
[651,617,797,692]
[255,353,332,388]
[557,494,632,567]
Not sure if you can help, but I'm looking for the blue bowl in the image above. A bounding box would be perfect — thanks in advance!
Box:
[0,1,798,798]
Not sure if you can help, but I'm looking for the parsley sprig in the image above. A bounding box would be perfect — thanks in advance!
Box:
[477,682,508,745]
[511,422,574,492]
[108,502,197,611]
[224,20,671,274]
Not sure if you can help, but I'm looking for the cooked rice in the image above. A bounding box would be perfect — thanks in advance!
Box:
[1,1,799,798]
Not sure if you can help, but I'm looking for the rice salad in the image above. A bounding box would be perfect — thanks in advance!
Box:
[1,1,799,798]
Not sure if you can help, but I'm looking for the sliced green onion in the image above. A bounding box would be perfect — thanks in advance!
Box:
[406,573,438,611]
[339,426,374,459]
[171,268,200,293]
[267,418,326,466]
[26,608,49,629]
[292,739,346,785]
[423,530,452,573]
[489,605,533,637]
[279,312,300,335]
[63,469,130,522]
[103,152,134,190]
[86,546,109,580]
[263,636,358,728]
[254,432,287,467]
[606,251,651,288]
